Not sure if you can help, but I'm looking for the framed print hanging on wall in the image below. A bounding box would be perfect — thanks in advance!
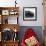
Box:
[23,7,37,21]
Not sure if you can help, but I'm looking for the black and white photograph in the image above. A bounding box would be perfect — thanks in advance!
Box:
[23,7,37,21]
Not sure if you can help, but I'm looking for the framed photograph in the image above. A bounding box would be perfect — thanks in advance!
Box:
[2,10,9,15]
[9,10,18,15]
[23,7,37,21]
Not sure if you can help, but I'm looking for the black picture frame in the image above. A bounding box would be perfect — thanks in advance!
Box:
[23,7,37,21]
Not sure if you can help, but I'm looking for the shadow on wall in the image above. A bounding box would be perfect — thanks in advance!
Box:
[18,26,43,44]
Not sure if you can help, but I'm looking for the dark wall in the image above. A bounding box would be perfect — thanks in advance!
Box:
[18,26,44,43]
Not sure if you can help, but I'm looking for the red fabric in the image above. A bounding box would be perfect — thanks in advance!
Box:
[21,28,41,46]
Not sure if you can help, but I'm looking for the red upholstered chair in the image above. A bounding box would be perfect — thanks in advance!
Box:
[21,28,41,46]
